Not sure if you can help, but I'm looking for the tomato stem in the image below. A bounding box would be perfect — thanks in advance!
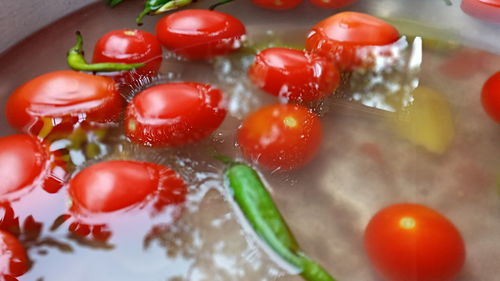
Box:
[67,31,145,72]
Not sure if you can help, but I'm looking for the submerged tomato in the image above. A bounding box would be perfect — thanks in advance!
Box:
[481,71,500,123]
[248,47,340,102]
[461,0,500,23]
[0,230,29,277]
[69,160,187,214]
[92,29,163,83]
[308,0,356,8]
[252,0,303,10]
[306,12,400,70]
[238,104,323,171]
[5,71,123,135]
[155,9,246,59]
[0,134,66,198]
[364,203,465,281]
[125,82,227,147]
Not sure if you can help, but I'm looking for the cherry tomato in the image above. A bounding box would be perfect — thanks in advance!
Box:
[248,47,340,102]
[308,0,355,9]
[252,0,303,10]
[305,12,400,70]
[155,9,246,59]
[0,134,67,199]
[125,82,227,147]
[461,0,500,23]
[0,230,29,277]
[481,71,500,123]
[92,29,163,83]
[237,104,323,171]
[364,203,465,281]
[5,71,123,135]
[69,160,187,214]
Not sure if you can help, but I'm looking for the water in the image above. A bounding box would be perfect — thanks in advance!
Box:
[0,1,500,281]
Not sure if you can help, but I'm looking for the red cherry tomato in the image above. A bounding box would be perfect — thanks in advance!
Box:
[237,104,323,171]
[5,71,123,135]
[252,0,303,10]
[308,0,355,9]
[364,203,465,281]
[305,12,400,70]
[92,29,163,84]
[155,9,246,59]
[248,47,340,102]
[0,230,29,277]
[0,134,67,199]
[461,0,500,23]
[69,160,187,214]
[481,71,500,123]
[125,82,227,147]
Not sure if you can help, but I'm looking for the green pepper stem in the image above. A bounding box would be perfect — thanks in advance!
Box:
[155,0,193,13]
[136,6,152,25]
[209,0,235,10]
[67,31,145,72]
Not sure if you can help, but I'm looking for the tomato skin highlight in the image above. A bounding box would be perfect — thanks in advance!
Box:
[481,71,500,123]
[5,71,123,135]
[155,9,246,59]
[308,0,355,9]
[0,230,29,277]
[364,203,465,281]
[248,48,340,102]
[251,0,303,10]
[305,12,399,70]
[92,29,163,81]
[0,135,49,198]
[237,104,323,171]
[125,82,227,147]
[69,160,187,214]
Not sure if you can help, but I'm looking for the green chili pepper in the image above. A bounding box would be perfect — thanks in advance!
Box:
[223,161,338,281]
[67,31,144,72]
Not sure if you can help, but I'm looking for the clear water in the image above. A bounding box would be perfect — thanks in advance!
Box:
[0,1,499,281]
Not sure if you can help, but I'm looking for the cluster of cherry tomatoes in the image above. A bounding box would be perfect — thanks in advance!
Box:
[0,5,469,281]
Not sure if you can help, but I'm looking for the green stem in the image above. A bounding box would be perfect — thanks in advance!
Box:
[67,31,144,72]
[136,6,152,25]
[156,0,193,13]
